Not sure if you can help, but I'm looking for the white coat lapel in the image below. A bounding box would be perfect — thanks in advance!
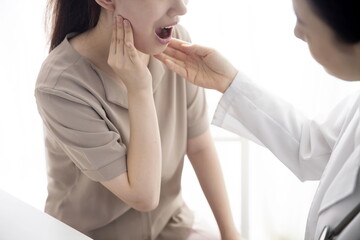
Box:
[318,146,360,214]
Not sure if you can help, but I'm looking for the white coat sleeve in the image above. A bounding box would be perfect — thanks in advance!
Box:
[212,72,350,181]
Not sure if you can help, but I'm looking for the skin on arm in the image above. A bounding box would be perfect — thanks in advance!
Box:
[101,16,162,212]
[155,38,238,93]
[187,129,242,240]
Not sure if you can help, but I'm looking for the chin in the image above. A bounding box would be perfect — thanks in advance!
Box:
[325,68,360,82]
[138,46,166,55]
[134,38,168,55]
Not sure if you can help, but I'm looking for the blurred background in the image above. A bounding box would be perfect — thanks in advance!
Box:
[1,0,360,239]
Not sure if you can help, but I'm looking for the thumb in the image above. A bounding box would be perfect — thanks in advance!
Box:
[180,43,212,58]
[168,38,212,58]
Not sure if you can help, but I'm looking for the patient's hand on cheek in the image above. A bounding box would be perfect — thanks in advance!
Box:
[107,15,152,94]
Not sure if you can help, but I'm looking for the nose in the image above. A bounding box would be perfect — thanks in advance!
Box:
[168,0,187,17]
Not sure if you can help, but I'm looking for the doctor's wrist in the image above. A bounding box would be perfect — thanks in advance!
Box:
[219,70,237,93]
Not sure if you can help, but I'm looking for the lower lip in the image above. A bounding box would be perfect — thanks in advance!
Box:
[155,28,173,45]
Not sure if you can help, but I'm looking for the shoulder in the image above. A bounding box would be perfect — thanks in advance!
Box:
[35,38,104,106]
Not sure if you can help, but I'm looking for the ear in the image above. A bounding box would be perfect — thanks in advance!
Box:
[95,0,115,11]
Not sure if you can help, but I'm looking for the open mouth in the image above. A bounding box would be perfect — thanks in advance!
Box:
[155,26,173,39]
[155,26,174,40]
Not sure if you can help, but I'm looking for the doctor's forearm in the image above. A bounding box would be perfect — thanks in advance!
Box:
[214,72,330,181]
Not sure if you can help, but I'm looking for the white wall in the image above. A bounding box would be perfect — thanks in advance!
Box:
[0,1,48,209]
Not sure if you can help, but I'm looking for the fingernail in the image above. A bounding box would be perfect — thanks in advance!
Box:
[117,15,122,22]
[181,43,192,47]
[124,19,130,27]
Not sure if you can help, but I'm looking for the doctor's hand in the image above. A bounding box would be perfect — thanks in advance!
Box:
[108,15,152,94]
[155,38,237,93]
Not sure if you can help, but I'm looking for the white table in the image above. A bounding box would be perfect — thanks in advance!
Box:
[0,189,92,240]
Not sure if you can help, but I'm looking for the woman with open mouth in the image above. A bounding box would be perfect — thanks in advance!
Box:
[34,0,242,239]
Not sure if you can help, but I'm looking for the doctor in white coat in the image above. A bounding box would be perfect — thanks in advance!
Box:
[155,0,360,239]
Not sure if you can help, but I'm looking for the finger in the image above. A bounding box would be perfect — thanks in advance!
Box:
[168,38,191,51]
[123,19,134,46]
[123,19,137,60]
[162,46,188,62]
[165,58,189,79]
[153,52,167,63]
[180,43,212,57]
[155,53,188,78]
[125,41,138,63]
[169,38,211,57]
[116,15,125,56]
[155,52,186,69]
[168,38,197,55]
[109,16,117,55]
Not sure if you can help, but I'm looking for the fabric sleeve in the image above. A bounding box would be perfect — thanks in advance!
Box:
[212,72,353,181]
[35,88,127,182]
[186,82,209,139]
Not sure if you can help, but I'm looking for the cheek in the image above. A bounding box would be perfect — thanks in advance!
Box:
[114,3,143,26]
[115,14,154,50]
[308,41,328,64]
[132,29,165,55]
[116,10,154,39]
[307,41,343,75]
[113,5,164,54]
[133,36,167,55]
[131,22,154,46]
[132,30,148,49]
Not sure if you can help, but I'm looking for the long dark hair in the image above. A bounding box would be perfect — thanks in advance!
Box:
[307,0,360,44]
[46,0,101,51]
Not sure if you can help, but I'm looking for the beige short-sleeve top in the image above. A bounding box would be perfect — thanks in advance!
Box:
[35,25,208,239]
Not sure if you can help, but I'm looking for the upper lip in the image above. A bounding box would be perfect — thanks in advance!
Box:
[159,21,179,29]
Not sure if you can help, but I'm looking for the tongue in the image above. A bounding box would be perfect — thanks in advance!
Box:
[156,28,171,39]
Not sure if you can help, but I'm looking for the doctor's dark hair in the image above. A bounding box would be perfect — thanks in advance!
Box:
[306,0,360,44]
[46,0,101,51]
